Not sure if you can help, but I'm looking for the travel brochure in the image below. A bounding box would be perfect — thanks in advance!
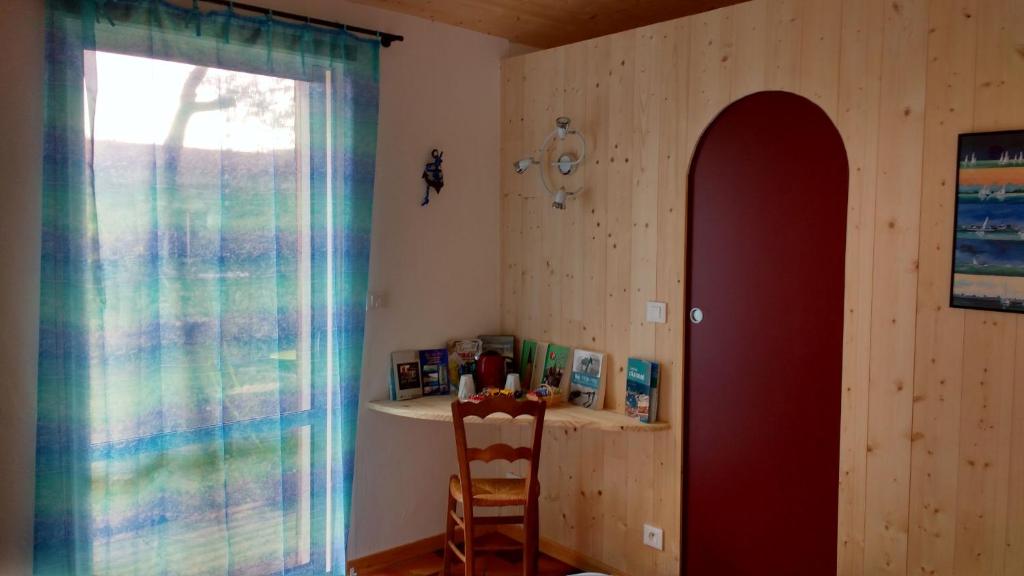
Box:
[569,349,606,409]
[625,357,660,423]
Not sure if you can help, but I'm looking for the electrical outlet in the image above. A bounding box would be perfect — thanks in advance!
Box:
[643,524,663,550]
[645,301,667,324]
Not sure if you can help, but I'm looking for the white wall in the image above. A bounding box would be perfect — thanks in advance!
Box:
[0,0,45,574]
[0,0,507,571]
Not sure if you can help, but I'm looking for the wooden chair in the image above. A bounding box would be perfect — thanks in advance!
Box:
[443,396,546,576]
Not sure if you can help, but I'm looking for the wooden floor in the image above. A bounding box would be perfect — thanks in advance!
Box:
[359,533,582,576]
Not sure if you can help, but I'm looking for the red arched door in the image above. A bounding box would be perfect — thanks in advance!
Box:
[684,91,848,575]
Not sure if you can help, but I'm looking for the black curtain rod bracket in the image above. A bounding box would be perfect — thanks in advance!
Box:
[195,0,403,47]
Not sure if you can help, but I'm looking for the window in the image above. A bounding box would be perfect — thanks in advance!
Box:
[85,51,325,575]
[37,6,377,573]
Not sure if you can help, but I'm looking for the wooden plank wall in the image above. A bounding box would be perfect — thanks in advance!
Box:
[498,0,1024,574]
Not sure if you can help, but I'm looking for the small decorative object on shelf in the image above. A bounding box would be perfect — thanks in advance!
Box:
[457,373,476,402]
[479,334,516,373]
[420,148,444,206]
[504,373,522,395]
[466,387,517,403]
[527,383,563,405]
[475,349,507,391]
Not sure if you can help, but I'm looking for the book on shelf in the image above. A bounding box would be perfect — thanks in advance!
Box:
[528,341,549,391]
[625,357,660,423]
[390,350,423,401]
[419,348,450,396]
[537,343,571,400]
[479,334,516,373]
[519,339,539,390]
[569,349,607,410]
[447,338,482,386]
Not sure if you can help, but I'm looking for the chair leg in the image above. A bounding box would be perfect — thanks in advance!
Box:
[463,508,475,576]
[443,492,455,576]
[523,499,539,576]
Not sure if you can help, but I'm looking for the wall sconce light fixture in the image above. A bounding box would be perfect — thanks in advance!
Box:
[513,116,586,209]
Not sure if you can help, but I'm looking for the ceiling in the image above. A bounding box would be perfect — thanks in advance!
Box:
[348,0,748,49]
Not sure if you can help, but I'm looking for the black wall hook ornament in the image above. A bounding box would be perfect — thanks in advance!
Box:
[421,149,444,206]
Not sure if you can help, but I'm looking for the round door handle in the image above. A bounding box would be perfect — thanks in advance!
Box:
[689,307,704,324]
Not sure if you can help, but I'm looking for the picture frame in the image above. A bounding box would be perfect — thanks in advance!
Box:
[950,129,1024,313]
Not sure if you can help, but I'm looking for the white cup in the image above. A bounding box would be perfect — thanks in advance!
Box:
[505,373,521,394]
[458,374,476,401]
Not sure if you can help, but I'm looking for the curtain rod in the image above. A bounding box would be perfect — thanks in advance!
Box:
[195,0,404,47]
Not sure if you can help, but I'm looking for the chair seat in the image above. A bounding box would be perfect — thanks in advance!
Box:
[450,475,528,507]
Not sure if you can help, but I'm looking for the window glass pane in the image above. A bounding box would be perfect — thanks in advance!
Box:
[91,441,231,575]
[90,424,313,575]
[283,425,313,567]
[86,51,313,444]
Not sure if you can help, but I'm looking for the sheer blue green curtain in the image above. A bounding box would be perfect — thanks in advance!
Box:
[35,1,378,574]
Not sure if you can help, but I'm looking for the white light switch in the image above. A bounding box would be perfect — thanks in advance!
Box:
[646,301,667,324]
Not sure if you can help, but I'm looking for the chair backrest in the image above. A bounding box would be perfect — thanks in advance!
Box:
[450,397,546,502]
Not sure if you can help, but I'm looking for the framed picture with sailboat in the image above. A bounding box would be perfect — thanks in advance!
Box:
[950,129,1024,313]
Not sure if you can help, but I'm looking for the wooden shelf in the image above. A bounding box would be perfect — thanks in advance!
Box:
[366,395,669,432]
